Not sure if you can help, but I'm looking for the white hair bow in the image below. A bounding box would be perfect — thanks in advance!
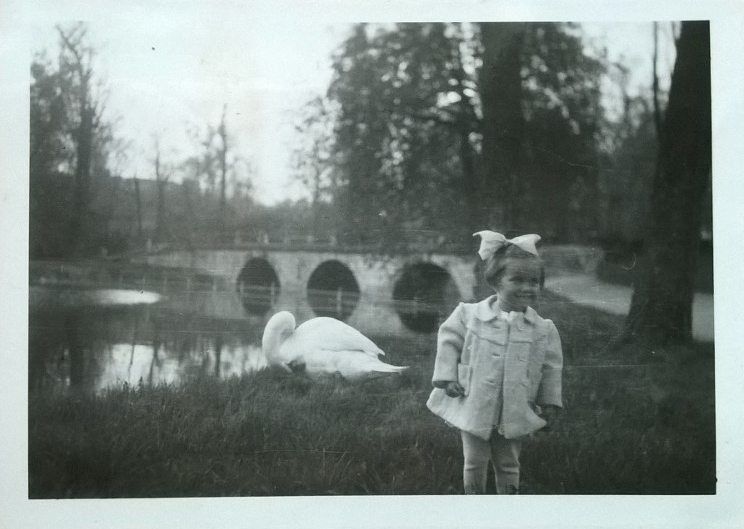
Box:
[473,231,541,260]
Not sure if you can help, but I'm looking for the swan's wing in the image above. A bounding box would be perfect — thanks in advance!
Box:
[293,317,385,357]
[302,350,408,380]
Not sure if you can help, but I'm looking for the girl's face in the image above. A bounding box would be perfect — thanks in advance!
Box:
[494,258,541,313]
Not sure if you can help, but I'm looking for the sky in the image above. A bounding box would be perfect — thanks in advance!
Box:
[31,13,348,204]
[28,8,675,205]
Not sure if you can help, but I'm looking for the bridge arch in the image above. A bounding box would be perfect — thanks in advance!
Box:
[392,261,460,333]
[236,257,280,315]
[306,260,361,320]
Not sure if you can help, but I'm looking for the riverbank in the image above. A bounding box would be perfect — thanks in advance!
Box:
[28,290,715,497]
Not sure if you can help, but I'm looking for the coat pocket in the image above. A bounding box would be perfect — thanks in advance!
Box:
[458,363,473,397]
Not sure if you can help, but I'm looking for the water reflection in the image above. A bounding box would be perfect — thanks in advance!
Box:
[94,341,266,391]
[90,289,162,305]
[30,286,162,309]
[29,288,266,394]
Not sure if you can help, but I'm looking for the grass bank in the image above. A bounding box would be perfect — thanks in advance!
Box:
[28,291,715,497]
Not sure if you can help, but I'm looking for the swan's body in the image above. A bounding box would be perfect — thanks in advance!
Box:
[262,311,408,380]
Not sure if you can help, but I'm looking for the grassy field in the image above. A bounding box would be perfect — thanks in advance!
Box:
[28,291,715,497]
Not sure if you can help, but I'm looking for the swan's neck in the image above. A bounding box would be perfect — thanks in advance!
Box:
[262,313,295,360]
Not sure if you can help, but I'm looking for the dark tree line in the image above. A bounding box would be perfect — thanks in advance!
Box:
[298,22,607,248]
[292,21,711,346]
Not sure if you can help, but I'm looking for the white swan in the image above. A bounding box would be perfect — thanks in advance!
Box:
[261,311,409,380]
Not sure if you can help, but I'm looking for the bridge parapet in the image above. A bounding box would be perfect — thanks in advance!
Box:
[139,240,472,258]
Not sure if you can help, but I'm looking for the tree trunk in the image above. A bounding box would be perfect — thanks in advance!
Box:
[219,137,227,211]
[458,120,479,236]
[133,177,143,238]
[312,166,321,241]
[156,180,166,242]
[182,182,196,250]
[154,149,168,243]
[451,35,480,237]
[57,24,95,256]
[218,104,228,233]
[479,23,526,231]
[103,174,122,241]
[65,313,84,388]
[623,21,711,345]
[69,79,93,254]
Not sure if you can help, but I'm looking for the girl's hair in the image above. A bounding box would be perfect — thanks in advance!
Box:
[483,243,546,289]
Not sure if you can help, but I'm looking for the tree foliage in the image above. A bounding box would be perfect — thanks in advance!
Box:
[290,96,341,239]
[598,91,657,244]
[30,22,119,258]
[321,22,607,248]
[516,23,605,239]
[327,23,480,247]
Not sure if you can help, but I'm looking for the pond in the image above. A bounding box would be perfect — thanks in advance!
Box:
[29,286,268,394]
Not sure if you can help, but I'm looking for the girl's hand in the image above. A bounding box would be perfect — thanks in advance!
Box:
[541,405,561,431]
[445,381,465,398]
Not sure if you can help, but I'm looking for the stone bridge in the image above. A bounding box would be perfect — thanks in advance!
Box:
[139,244,479,334]
[137,243,602,335]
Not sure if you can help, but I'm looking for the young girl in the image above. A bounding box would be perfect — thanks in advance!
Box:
[426,230,563,494]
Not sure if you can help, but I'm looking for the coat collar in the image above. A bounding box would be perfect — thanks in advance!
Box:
[473,295,539,325]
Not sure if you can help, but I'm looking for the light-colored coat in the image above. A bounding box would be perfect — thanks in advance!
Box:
[426,296,563,441]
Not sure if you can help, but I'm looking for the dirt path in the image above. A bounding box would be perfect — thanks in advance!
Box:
[545,274,714,342]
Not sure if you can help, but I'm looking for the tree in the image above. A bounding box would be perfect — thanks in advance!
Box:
[30,57,72,257]
[57,23,103,253]
[478,23,526,231]
[95,139,131,249]
[478,23,606,239]
[598,92,657,243]
[291,96,340,240]
[133,174,144,239]
[519,24,605,240]
[216,104,229,212]
[151,136,173,243]
[182,107,253,238]
[623,21,711,345]
[326,22,606,248]
[29,22,116,257]
[328,23,481,247]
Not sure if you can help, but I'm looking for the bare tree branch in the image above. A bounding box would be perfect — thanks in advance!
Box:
[652,22,663,139]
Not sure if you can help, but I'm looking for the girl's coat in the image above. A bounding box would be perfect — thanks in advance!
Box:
[426,296,563,441]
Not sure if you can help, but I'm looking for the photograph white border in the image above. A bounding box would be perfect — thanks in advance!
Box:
[2,0,742,527]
